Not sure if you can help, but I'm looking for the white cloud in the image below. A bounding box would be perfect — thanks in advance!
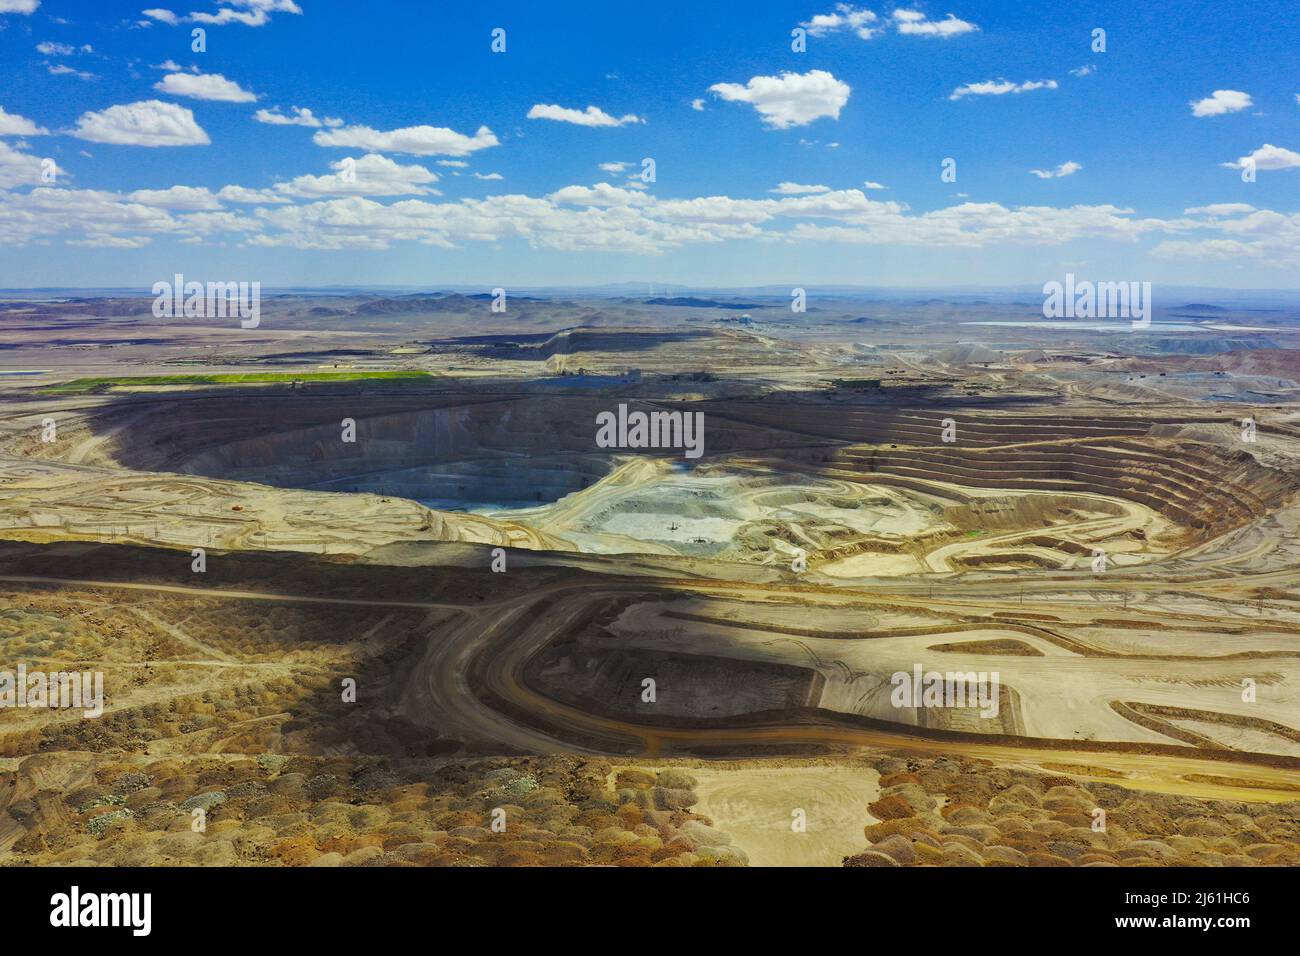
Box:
[598,161,630,174]
[1154,207,1300,266]
[191,0,301,27]
[1070,64,1096,77]
[67,235,153,248]
[437,159,468,168]
[473,171,503,180]
[1030,160,1081,179]
[1191,89,1252,117]
[863,180,886,190]
[255,105,341,127]
[770,182,831,194]
[802,6,976,39]
[47,63,95,80]
[0,139,52,187]
[128,185,221,209]
[36,41,74,55]
[691,98,705,111]
[892,9,978,37]
[276,153,440,197]
[155,71,257,102]
[1221,143,1300,172]
[71,99,210,147]
[312,123,499,157]
[526,104,644,127]
[0,106,48,136]
[216,184,291,203]
[3,171,1293,266]
[548,183,651,207]
[801,4,881,39]
[709,69,851,128]
[140,1,300,28]
[1184,203,1254,216]
[787,196,1165,249]
[0,0,39,14]
[0,186,178,246]
[949,78,1057,100]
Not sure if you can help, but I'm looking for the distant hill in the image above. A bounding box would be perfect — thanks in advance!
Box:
[350,293,540,316]
[1189,348,1300,379]
[644,297,759,310]
[937,344,1003,365]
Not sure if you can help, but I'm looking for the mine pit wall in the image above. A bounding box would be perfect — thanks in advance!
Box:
[98,395,823,484]
[708,407,1300,539]
[66,394,1300,542]
[940,494,1128,533]
[827,441,1297,541]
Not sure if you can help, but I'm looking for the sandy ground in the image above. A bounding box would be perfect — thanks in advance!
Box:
[690,764,880,867]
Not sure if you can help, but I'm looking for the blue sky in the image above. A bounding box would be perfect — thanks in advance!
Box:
[0,0,1298,289]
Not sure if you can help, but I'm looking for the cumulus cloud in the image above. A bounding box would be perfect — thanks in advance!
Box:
[0,0,40,14]
[216,184,291,203]
[128,185,222,209]
[526,104,644,127]
[276,153,440,198]
[770,182,831,194]
[155,71,257,102]
[140,1,300,28]
[800,4,881,38]
[473,171,503,180]
[787,197,1166,249]
[949,78,1057,100]
[255,106,342,127]
[0,186,177,246]
[0,106,48,136]
[863,180,886,189]
[193,0,301,27]
[1030,161,1081,179]
[71,100,210,147]
[1070,64,1096,77]
[312,123,499,157]
[1,148,1294,266]
[141,8,179,24]
[691,98,705,111]
[1221,143,1300,172]
[1191,89,1252,117]
[0,139,54,188]
[1153,207,1300,266]
[709,69,851,128]
[892,8,978,37]
[1184,203,1254,217]
[801,5,976,39]
[548,183,651,207]
[213,185,289,204]
[67,235,153,248]
[47,63,95,80]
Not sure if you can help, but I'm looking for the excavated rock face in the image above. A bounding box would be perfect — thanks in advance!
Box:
[28,393,1300,546]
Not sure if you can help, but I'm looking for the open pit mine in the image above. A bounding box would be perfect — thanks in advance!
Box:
[2,293,1299,869]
